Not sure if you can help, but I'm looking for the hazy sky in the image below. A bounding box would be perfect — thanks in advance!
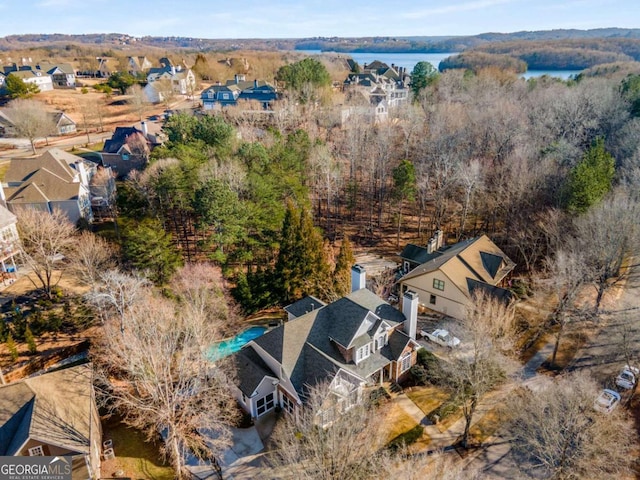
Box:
[0,0,637,38]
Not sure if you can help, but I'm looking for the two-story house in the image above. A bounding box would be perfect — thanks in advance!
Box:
[0,204,20,281]
[5,69,53,92]
[0,364,102,479]
[2,148,94,224]
[201,74,277,110]
[398,234,515,320]
[127,56,153,75]
[36,63,76,88]
[232,265,421,422]
[146,59,196,96]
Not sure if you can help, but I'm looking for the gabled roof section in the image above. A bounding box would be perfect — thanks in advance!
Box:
[233,346,278,396]
[0,364,94,455]
[103,127,145,154]
[0,205,17,229]
[467,278,513,303]
[400,243,439,264]
[401,235,516,299]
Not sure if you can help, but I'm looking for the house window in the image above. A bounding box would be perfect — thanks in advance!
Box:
[430,294,436,305]
[223,93,230,99]
[355,343,371,363]
[256,392,275,416]
[282,395,295,414]
[433,279,445,291]
[400,353,412,373]
[28,446,44,456]
[375,333,388,350]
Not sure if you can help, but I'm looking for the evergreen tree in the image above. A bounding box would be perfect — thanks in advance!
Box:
[4,75,40,99]
[410,61,438,99]
[122,218,182,284]
[274,201,330,303]
[333,236,356,297]
[25,327,37,355]
[566,138,615,214]
[6,333,18,362]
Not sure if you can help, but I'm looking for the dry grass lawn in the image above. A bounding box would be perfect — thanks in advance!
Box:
[469,407,502,444]
[101,416,174,480]
[383,403,419,444]
[405,385,451,416]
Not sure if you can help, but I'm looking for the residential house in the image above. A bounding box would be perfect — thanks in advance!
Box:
[50,111,77,135]
[146,60,196,96]
[127,56,152,75]
[201,75,277,110]
[0,204,20,281]
[96,57,112,78]
[0,364,102,479]
[232,265,421,421]
[398,234,515,320]
[6,69,53,92]
[0,71,5,89]
[36,63,76,88]
[100,125,152,178]
[2,148,94,224]
[343,61,410,122]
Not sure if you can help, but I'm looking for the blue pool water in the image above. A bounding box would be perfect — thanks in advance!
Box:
[209,326,267,360]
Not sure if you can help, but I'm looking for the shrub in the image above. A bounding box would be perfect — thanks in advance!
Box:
[25,327,37,355]
[416,348,447,386]
[388,425,424,451]
[6,333,18,362]
[410,364,429,385]
[369,386,391,406]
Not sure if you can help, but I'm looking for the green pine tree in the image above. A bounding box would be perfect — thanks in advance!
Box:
[25,327,37,355]
[6,333,18,362]
[333,236,356,297]
[566,138,615,214]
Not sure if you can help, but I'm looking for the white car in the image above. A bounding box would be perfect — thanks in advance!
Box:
[616,365,639,390]
[420,328,461,348]
[593,389,621,414]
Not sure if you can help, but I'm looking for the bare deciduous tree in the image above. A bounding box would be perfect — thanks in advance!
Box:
[16,208,76,298]
[443,290,517,448]
[95,288,238,479]
[67,231,115,290]
[506,372,637,479]
[85,269,149,331]
[543,248,587,366]
[575,190,640,312]
[6,99,57,154]
[127,84,151,121]
[269,381,470,479]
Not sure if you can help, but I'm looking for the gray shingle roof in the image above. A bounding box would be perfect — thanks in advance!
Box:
[400,243,437,265]
[233,346,277,396]
[284,295,326,318]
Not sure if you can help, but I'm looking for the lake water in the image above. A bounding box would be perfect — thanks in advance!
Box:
[300,50,582,79]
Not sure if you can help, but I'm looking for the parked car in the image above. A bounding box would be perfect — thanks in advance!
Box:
[616,365,639,390]
[594,389,621,414]
[420,328,461,348]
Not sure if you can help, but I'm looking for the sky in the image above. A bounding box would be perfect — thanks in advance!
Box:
[0,0,637,38]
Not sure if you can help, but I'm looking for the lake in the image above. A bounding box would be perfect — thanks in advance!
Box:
[299,50,582,79]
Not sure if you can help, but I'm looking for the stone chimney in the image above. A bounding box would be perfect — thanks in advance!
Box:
[426,237,436,254]
[351,264,366,292]
[403,290,418,340]
[435,229,444,249]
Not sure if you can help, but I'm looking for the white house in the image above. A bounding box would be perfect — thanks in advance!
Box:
[7,70,53,92]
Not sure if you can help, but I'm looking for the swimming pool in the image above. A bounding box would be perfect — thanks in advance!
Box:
[208,326,267,361]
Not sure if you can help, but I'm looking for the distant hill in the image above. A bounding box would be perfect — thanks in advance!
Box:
[2,28,640,53]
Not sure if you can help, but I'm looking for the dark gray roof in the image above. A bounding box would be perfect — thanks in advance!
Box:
[466,278,513,303]
[244,288,408,396]
[387,330,413,361]
[233,346,277,396]
[283,295,326,318]
[400,243,438,265]
[103,127,144,153]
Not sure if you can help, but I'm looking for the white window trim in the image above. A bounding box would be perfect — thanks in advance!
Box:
[355,343,371,364]
[400,353,412,373]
